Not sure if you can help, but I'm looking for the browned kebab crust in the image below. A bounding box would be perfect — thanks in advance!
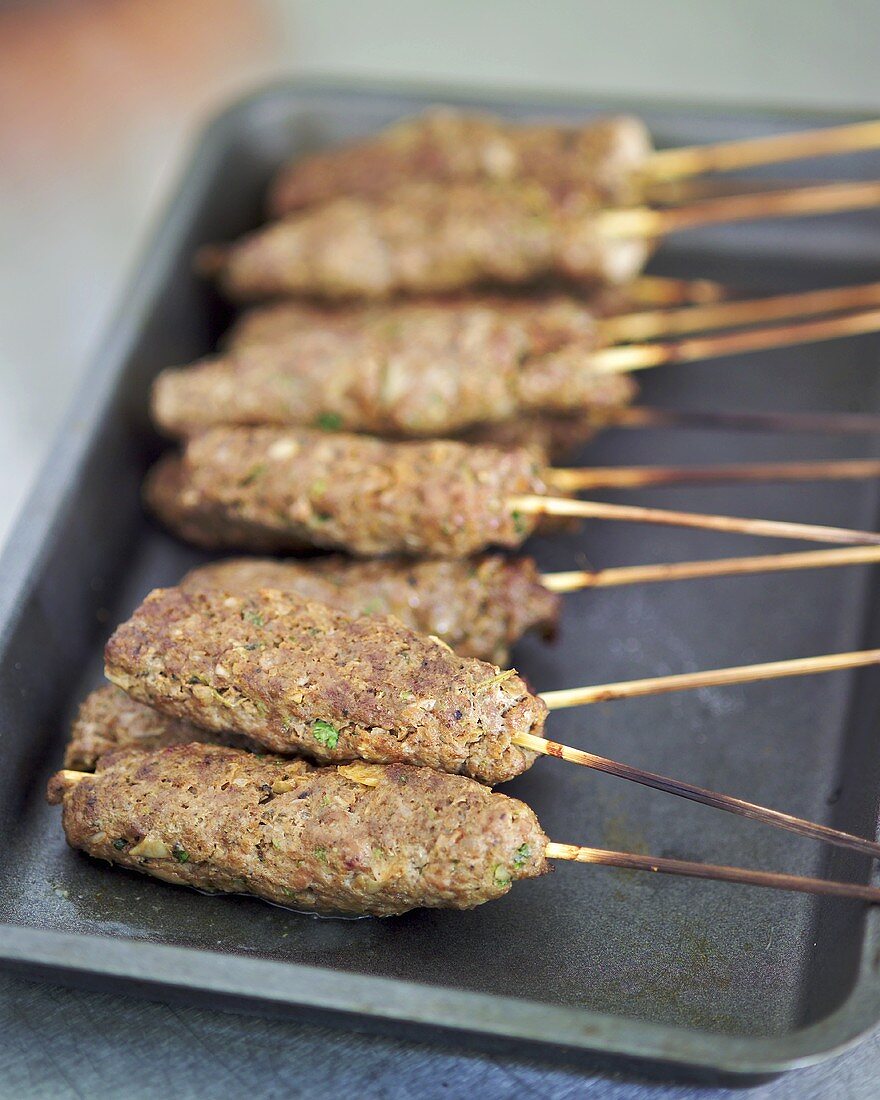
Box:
[48,743,550,916]
[268,107,652,216]
[64,684,262,771]
[210,181,651,303]
[180,554,561,665]
[222,285,702,355]
[224,298,613,461]
[152,296,637,440]
[143,427,549,558]
[104,586,545,786]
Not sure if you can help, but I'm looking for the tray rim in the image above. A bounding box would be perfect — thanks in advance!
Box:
[2,77,880,1076]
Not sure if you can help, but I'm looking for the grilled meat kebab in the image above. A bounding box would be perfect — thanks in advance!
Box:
[207,180,653,303]
[145,428,549,558]
[151,295,636,440]
[104,585,545,786]
[48,743,548,916]
[180,554,559,665]
[269,107,651,216]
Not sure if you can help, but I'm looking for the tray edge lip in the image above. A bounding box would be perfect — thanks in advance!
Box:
[2,76,880,1076]
[0,920,875,1077]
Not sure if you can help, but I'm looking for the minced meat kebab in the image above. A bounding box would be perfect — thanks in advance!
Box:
[205,175,880,304]
[145,428,548,557]
[49,743,548,916]
[269,108,652,215]
[179,554,559,665]
[152,285,880,441]
[268,107,880,216]
[151,295,636,440]
[48,742,880,916]
[104,585,545,786]
[144,426,880,558]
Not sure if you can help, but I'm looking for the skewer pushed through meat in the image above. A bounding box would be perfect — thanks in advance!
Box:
[48,743,880,915]
[209,181,653,302]
[155,283,880,441]
[268,107,880,216]
[152,296,636,440]
[145,427,880,558]
[269,109,653,215]
[48,743,549,916]
[104,586,545,786]
[180,554,559,665]
[206,178,880,303]
[145,429,548,557]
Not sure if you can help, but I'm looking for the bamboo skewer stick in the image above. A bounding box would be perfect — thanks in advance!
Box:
[598,281,880,344]
[615,274,732,306]
[586,308,880,375]
[545,844,880,903]
[54,768,880,901]
[519,729,880,860]
[547,459,880,493]
[512,494,880,546]
[606,406,880,435]
[541,545,880,593]
[599,181,880,240]
[538,649,880,710]
[642,119,880,182]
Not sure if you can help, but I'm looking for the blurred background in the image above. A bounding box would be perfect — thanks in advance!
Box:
[3,0,880,550]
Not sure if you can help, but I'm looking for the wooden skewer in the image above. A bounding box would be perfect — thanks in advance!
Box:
[606,405,880,435]
[599,181,880,240]
[598,281,880,344]
[642,119,880,182]
[54,767,880,899]
[586,308,880,375]
[518,724,880,860]
[617,274,731,307]
[538,649,880,709]
[512,494,880,546]
[642,175,861,205]
[547,459,880,493]
[546,843,880,903]
[541,545,880,593]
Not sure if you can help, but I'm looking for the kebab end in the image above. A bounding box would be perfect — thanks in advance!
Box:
[47,743,550,917]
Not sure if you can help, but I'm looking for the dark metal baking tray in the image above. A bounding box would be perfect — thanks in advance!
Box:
[3,81,880,1080]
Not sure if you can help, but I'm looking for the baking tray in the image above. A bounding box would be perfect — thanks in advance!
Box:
[3,81,880,1081]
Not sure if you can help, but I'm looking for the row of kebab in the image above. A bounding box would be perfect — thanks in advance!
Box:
[50,108,880,916]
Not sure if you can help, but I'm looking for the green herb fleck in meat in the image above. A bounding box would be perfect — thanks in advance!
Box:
[511,510,527,535]
[240,462,267,486]
[315,412,343,431]
[243,610,265,627]
[172,845,190,864]
[313,719,339,749]
[493,864,511,886]
[314,846,328,863]
[112,838,127,851]
[513,843,531,868]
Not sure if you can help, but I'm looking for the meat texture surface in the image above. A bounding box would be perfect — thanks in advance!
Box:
[64,684,260,770]
[181,554,561,665]
[210,181,651,303]
[104,586,546,785]
[152,296,636,439]
[49,743,549,916]
[144,427,549,557]
[268,107,651,215]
